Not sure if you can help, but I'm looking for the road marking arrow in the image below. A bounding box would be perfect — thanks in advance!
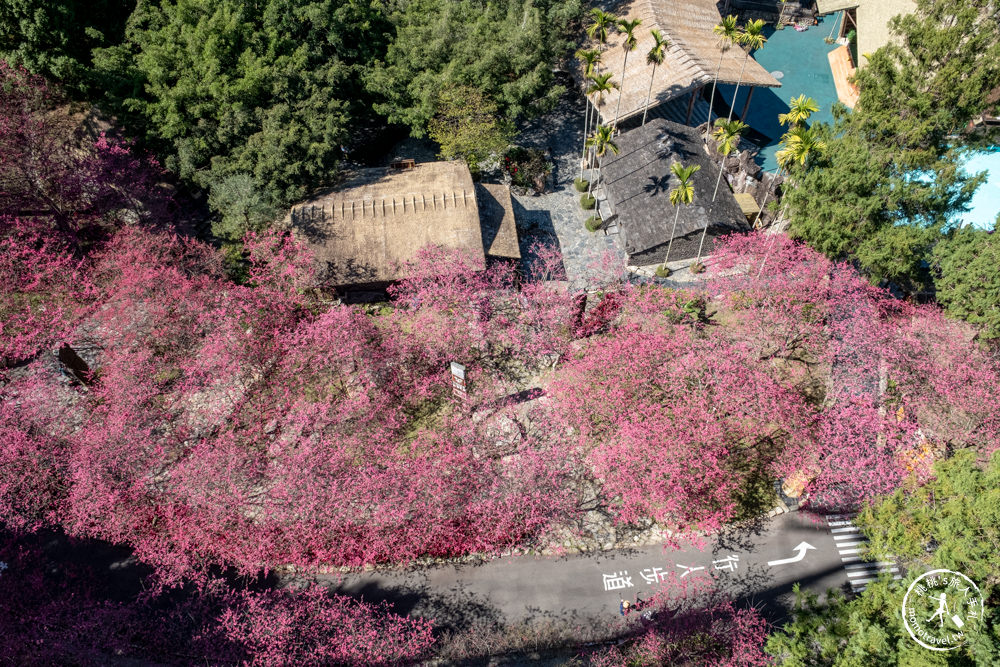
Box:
[767,542,817,567]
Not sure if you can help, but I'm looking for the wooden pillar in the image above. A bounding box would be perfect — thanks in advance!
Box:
[685,86,700,126]
[740,86,756,122]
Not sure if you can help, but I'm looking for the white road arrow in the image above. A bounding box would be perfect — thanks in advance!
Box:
[767,542,817,567]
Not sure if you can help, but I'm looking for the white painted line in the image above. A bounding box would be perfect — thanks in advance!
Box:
[831,526,861,533]
[825,514,857,521]
[841,555,863,562]
[850,576,880,585]
[833,539,866,547]
[845,561,896,569]
[833,533,865,541]
[846,568,897,577]
[827,520,855,527]
[838,548,862,554]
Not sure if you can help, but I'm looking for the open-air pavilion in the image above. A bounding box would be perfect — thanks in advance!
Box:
[584,0,782,128]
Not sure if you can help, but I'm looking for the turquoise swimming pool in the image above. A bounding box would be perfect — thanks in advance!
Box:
[957,147,1000,231]
[716,17,842,172]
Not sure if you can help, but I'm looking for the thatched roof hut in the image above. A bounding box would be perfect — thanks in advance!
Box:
[587,0,781,125]
[599,118,750,265]
[285,162,487,288]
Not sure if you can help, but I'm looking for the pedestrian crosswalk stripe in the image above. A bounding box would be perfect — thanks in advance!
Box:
[834,540,865,547]
[847,567,898,577]
[825,513,900,592]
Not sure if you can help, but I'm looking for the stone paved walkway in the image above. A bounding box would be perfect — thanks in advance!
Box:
[513,88,628,290]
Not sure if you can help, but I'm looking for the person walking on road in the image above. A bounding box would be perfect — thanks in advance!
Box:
[619,599,632,616]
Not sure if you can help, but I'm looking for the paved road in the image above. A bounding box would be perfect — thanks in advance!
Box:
[311,511,889,631]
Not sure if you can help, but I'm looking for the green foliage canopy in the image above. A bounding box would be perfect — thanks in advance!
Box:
[427,85,513,169]
[367,0,583,135]
[99,0,392,239]
[0,0,132,94]
[931,226,1000,340]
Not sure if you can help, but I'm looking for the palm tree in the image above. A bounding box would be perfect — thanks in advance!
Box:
[585,124,619,198]
[753,126,826,229]
[585,9,618,156]
[586,8,618,51]
[777,94,819,129]
[705,15,741,142]
[692,119,746,270]
[577,48,602,180]
[660,162,701,275]
[642,29,669,126]
[726,19,767,124]
[584,73,618,175]
[710,118,747,201]
[613,18,642,129]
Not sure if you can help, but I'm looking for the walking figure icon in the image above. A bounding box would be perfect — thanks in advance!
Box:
[926,593,949,628]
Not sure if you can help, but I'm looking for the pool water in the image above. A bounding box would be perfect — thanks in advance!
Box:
[716,17,842,172]
[956,148,1000,231]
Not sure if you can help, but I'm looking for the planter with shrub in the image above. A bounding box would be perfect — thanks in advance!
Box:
[690,260,706,274]
[574,178,590,192]
[584,216,602,232]
[503,147,552,195]
[655,265,672,278]
[580,193,596,210]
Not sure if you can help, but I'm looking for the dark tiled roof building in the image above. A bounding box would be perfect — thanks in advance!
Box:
[599,118,750,265]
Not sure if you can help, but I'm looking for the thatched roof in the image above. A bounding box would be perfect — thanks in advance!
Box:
[475,183,521,260]
[586,0,781,124]
[600,118,750,262]
[284,162,485,287]
[816,0,916,66]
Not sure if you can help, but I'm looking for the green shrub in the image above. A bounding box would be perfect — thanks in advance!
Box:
[655,265,672,278]
[690,260,706,274]
[503,146,552,193]
[580,193,596,210]
[574,178,590,192]
[584,216,602,232]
